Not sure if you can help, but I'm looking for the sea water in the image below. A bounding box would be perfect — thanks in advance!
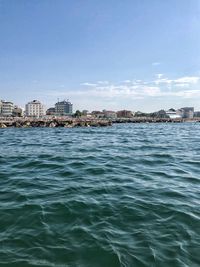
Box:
[0,123,200,267]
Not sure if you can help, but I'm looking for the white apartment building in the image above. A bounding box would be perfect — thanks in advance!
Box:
[25,100,45,117]
[0,100,14,116]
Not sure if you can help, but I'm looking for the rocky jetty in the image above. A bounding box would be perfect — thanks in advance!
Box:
[0,117,199,128]
[112,117,200,123]
[0,118,112,128]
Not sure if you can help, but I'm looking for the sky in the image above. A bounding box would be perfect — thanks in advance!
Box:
[0,0,200,112]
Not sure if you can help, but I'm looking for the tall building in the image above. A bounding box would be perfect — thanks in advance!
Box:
[55,100,73,115]
[1,101,14,116]
[25,100,45,117]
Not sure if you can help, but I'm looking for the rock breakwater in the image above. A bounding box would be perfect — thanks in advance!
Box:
[0,117,199,128]
[0,118,112,128]
[112,117,200,123]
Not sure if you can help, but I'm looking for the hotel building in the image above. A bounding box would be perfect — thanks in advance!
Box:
[0,100,14,116]
[25,100,45,117]
[55,100,73,115]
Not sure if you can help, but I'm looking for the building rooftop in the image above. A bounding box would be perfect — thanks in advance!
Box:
[27,100,42,104]
[55,100,72,105]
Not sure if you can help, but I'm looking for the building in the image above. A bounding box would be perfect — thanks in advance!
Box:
[1,101,14,116]
[46,107,55,115]
[12,106,23,117]
[165,109,181,119]
[25,100,45,117]
[117,110,133,118]
[177,107,194,119]
[91,111,105,119]
[55,100,73,115]
[102,110,117,119]
[82,110,89,116]
[152,110,168,118]
[194,111,200,117]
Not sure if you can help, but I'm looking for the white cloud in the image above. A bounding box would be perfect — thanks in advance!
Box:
[77,75,200,99]
[154,77,172,85]
[97,81,109,85]
[44,74,200,111]
[152,62,161,66]
[80,82,97,87]
[143,87,161,96]
[172,90,200,98]
[154,75,200,87]
[123,80,132,83]
[174,76,199,84]
[70,84,161,99]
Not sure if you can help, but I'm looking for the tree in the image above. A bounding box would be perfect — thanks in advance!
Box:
[74,110,82,118]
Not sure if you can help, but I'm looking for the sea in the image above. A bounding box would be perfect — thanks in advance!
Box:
[0,123,200,267]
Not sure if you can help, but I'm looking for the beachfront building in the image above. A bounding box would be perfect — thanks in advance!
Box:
[46,107,56,115]
[102,110,117,119]
[91,111,104,118]
[117,110,133,118]
[13,106,23,117]
[177,107,194,119]
[25,100,45,117]
[55,100,73,115]
[1,101,14,116]
[166,108,181,119]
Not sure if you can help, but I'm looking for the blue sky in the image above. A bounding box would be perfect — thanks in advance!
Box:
[0,0,200,111]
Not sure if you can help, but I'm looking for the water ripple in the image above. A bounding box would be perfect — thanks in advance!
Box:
[0,123,200,266]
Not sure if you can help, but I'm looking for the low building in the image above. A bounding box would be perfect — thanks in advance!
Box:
[91,111,104,119]
[102,110,117,119]
[13,106,23,117]
[117,110,133,118]
[177,107,194,119]
[82,110,89,116]
[46,107,56,115]
[25,100,45,117]
[166,109,181,119]
[55,100,73,115]
[153,110,168,118]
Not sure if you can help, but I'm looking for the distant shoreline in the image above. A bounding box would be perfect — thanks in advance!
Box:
[0,117,199,128]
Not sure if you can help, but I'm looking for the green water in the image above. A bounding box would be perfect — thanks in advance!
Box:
[0,123,200,267]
